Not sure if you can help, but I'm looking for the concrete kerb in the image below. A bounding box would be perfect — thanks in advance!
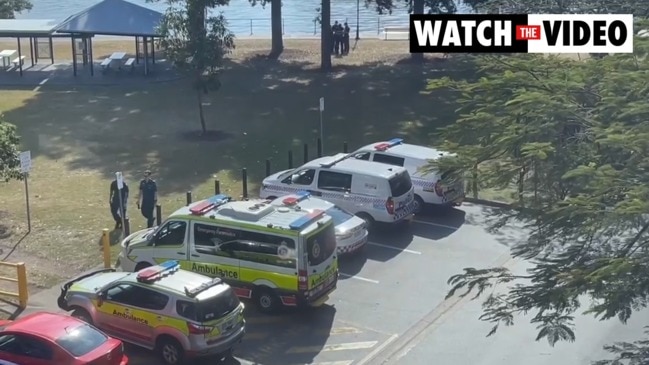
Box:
[464,197,512,209]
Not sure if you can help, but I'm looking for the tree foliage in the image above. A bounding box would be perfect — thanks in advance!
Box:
[462,0,649,15]
[422,25,649,360]
[153,0,235,133]
[0,0,32,19]
[367,0,455,15]
[0,116,21,181]
[249,0,283,59]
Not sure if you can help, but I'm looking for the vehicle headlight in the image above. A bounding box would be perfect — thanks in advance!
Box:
[337,231,352,240]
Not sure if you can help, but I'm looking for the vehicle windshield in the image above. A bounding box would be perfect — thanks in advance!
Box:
[389,171,413,197]
[56,324,108,357]
[306,223,337,266]
[325,206,354,226]
[197,287,240,321]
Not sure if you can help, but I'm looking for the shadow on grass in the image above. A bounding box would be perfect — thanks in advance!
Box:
[3,54,477,199]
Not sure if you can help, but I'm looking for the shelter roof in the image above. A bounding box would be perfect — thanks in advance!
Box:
[0,19,60,37]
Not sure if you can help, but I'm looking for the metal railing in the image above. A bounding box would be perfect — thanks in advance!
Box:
[226,17,387,36]
[0,261,28,309]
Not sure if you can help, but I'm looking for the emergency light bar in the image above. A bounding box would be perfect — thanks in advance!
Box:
[282,191,311,206]
[289,209,324,230]
[320,154,349,168]
[189,194,231,215]
[184,277,223,298]
[137,260,179,282]
[374,138,404,151]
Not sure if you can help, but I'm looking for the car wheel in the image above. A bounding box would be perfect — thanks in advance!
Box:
[135,262,152,272]
[71,308,93,325]
[157,337,184,365]
[254,287,279,314]
[413,195,425,214]
[266,196,277,200]
[356,213,375,232]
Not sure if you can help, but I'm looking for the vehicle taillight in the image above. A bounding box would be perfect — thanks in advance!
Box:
[434,180,444,196]
[187,322,213,335]
[298,269,308,291]
[386,197,395,215]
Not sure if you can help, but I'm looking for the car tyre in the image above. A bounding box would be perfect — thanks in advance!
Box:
[254,287,279,314]
[356,213,375,232]
[135,262,152,272]
[266,196,277,200]
[157,336,184,365]
[71,308,93,325]
[413,195,425,214]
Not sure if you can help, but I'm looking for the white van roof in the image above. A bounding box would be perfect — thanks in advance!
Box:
[305,153,406,179]
[356,141,450,161]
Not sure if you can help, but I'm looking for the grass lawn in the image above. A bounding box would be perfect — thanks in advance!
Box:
[0,37,488,297]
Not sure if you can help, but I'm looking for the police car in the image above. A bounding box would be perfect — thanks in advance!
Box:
[57,261,245,365]
[270,192,368,255]
[259,153,416,230]
[349,138,465,212]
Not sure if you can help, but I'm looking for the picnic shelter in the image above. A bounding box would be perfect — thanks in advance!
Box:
[0,19,61,76]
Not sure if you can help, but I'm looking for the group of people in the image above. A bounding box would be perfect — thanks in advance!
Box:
[331,21,351,55]
[109,170,158,230]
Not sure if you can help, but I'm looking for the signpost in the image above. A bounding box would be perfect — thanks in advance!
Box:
[319,97,325,152]
[115,172,126,237]
[19,151,31,231]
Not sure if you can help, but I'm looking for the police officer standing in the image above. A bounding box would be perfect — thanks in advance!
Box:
[343,22,351,55]
[332,21,341,54]
[137,170,158,228]
[109,178,129,229]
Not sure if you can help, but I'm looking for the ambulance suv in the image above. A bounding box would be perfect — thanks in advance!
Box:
[349,138,465,213]
[117,194,338,314]
[259,153,416,230]
[270,192,368,256]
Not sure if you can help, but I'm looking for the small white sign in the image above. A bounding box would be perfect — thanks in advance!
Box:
[116,172,124,189]
[319,97,324,112]
[19,151,31,173]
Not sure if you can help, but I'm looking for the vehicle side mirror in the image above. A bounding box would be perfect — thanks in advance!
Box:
[97,291,106,306]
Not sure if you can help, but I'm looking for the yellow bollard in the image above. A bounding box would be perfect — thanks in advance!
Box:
[16,263,28,309]
[102,228,111,269]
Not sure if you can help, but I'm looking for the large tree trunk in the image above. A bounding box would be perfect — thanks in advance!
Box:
[320,0,332,71]
[269,0,284,59]
[411,0,424,63]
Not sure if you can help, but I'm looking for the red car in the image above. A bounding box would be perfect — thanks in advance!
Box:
[0,311,128,365]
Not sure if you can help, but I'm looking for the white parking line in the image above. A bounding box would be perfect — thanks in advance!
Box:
[286,341,378,353]
[339,272,379,284]
[367,241,422,255]
[413,219,460,230]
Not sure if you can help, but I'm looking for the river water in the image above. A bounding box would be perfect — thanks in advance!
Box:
[16,0,471,37]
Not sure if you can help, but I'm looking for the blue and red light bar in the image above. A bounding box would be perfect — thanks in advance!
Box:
[289,209,324,230]
[283,191,311,206]
[189,194,231,215]
[137,260,179,282]
[374,138,404,151]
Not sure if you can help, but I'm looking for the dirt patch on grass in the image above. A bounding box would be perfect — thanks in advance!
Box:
[0,37,478,299]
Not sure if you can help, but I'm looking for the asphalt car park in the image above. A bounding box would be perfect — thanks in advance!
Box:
[126,203,521,365]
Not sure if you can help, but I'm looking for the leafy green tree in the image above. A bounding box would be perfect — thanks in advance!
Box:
[152,0,235,134]
[462,0,649,15]
[0,116,21,181]
[422,30,649,356]
[0,0,32,19]
[249,0,283,59]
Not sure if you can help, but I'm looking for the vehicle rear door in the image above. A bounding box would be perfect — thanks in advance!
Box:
[151,219,189,265]
[0,333,55,365]
[188,223,241,283]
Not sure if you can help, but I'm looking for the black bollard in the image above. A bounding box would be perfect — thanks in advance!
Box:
[214,179,220,195]
[288,151,293,169]
[242,168,248,200]
[266,159,271,177]
[317,138,323,157]
[343,141,348,153]
[156,204,162,226]
[124,218,131,236]
[303,143,309,163]
[186,191,192,205]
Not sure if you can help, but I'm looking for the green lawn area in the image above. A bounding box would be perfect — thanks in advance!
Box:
[0,39,481,292]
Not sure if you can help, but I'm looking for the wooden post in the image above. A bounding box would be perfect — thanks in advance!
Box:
[242,168,248,199]
[156,205,162,226]
[214,180,220,194]
[186,191,192,205]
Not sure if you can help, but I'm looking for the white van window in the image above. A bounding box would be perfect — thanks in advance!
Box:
[155,221,187,246]
[282,168,316,185]
[373,153,405,166]
[317,171,352,192]
[389,171,413,197]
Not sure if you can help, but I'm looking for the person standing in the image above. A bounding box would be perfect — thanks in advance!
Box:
[109,178,129,229]
[332,21,340,55]
[137,170,158,228]
[343,22,351,55]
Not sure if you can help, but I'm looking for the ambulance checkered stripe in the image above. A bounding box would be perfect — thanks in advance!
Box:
[265,185,387,207]
[412,178,436,190]
[338,238,366,254]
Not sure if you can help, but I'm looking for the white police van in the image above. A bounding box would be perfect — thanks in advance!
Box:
[349,138,465,212]
[270,192,368,255]
[259,153,416,230]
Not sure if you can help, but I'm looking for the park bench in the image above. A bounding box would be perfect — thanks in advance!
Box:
[100,58,112,71]
[124,57,136,70]
[384,27,410,40]
[11,56,25,67]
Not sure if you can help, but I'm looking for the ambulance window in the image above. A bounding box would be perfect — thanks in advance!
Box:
[194,223,237,247]
[155,220,187,246]
[373,153,405,166]
[128,287,169,311]
[236,231,296,268]
[353,152,371,160]
[317,171,352,192]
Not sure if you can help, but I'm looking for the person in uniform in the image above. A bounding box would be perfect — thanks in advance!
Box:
[109,178,129,229]
[332,21,341,54]
[137,170,158,228]
[343,22,351,54]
